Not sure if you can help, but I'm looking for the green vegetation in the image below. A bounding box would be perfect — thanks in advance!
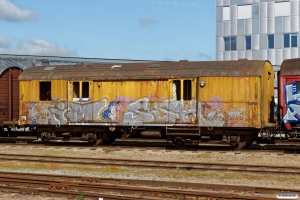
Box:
[75,194,84,200]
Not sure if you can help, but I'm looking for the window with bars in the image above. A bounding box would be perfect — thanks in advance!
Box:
[72,81,90,101]
[172,80,192,101]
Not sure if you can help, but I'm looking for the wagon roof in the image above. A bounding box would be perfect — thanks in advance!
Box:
[280,58,300,76]
[18,59,270,81]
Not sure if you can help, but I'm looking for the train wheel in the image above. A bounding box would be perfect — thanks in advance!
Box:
[89,139,103,146]
[172,137,188,148]
[103,137,116,145]
[237,141,247,149]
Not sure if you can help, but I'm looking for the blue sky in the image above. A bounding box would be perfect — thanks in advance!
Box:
[0,0,215,61]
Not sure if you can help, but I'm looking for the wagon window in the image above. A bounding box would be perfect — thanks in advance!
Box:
[172,80,181,100]
[296,82,300,93]
[73,82,80,98]
[183,80,192,100]
[40,82,51,101]
[82,82,89,98]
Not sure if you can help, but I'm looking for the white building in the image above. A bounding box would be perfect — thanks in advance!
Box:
[216,0,299,67]
[216,0,300,102]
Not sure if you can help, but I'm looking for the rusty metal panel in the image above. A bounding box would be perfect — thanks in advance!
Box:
[18,60,271,81]
[0,68,9,122]
[280,58,300,76]
[198,76,260,127]
[261,61,275,124]
[197,61,274,128]
[20,80,39,102]
[0,67,22,123]
[52,80,67,100]
[12,68,22,121]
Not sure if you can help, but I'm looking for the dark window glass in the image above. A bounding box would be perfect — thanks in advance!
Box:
[245,36,251,50]
[224,37,237,51]
[183,80,192,100]
[296,82,300,93]
[268,34,274,49]
[231,37,237,50]
[40,82,51,101]
[82,82,89,98]
[291,34,297,47]
[173,80,181,100]
[224,37,231,51]
[73,82,80,98]
[284,34,290,48]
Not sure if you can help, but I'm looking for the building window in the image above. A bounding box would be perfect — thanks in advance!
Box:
[245,36,251,50]
[284,33,297,48]
[268,34,274,49]
[40,82,51,101]
[224,37,236,51]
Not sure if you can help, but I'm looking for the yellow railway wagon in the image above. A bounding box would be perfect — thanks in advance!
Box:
[18,60,274,148]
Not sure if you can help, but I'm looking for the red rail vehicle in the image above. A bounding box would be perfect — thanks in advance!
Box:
[278,58,300,141]
[0,66,23,134]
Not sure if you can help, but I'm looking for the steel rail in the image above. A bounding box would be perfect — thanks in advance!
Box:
[0,171,290,200]
[0,153,299,175]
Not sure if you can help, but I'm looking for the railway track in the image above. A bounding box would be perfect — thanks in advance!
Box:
[2,136,300,153]
[0,153,300,175]
[0,171,297,199]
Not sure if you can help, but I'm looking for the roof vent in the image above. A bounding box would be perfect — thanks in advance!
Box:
[44,66,55,71]
[148,64,160,68]
[111,65,122,69]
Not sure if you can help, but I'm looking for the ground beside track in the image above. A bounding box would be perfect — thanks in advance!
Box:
[0,144,299,199]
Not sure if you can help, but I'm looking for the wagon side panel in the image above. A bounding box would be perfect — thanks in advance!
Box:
[198,76,261,128]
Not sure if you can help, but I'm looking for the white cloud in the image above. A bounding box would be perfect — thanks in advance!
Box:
[0,36,76,56]
[0,35,10,47]
[139,17,158,26]
[0,0,38,22]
